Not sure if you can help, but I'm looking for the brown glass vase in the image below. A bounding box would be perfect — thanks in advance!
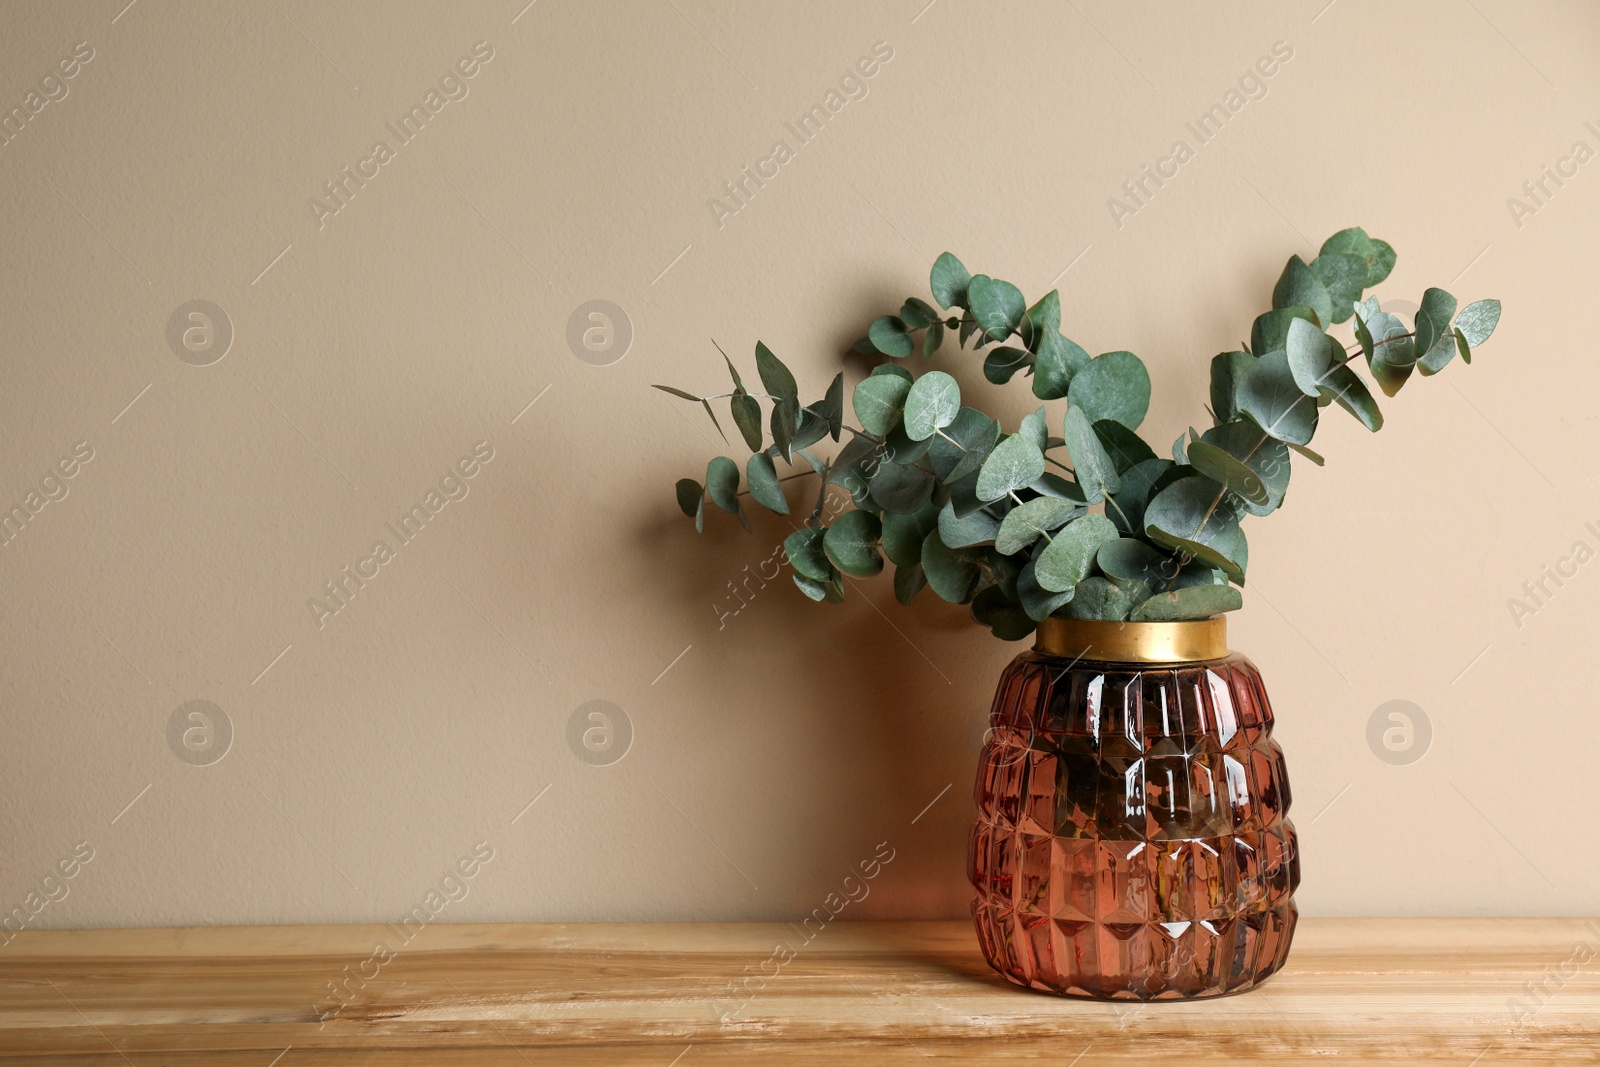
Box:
[969,616,1298,999]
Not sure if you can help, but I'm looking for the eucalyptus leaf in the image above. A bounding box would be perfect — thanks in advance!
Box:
[818,372,844,441]
[930,252,971,309]
[1251,306,1319,356]
[852,374,912,436]
[1129,584,1243,621]
[1210,351,1257,423]
[1092,419,1157,473]
[1196,420,1289,515]
[882,503,940,566]
[928,408,1000,483]
[1271,255,1333,329]
[900,298,937,330]
[755,342,797,406]
[1068,351,1151,430]
[1105,457,1173,537]
[995,497,1078,555]
[783,527,831,581]
[1354,298,1417,397]
[893,562,927,605]
[1320,226,1373,260]
[984,346,1033,384]
[706,456,740,513]
[972,585,1035,640]
[976,433,1046,502]
[1021,290,1061,350]
[871,363,913,382]
[1097,537,1171,585]
[1238,349,1319,445]
[869,462,935,515]
[730,392,762,452]
[823,510,884,578]
[883,421,933,466]
[1366,239,1396,285]
[903,371,961,441]
[923,320,945,357]
[674,478,702,518]
[792,573,828,601]
[1413,287,1458,374]
[938,499,1001,547]
[745,453,789,514]
[1455,299,1501,347]
[1308,252,1366,324]
[921,530,980,603]
[1063,576,1135,621]
[1060,406,1120,503]
[1033,330,1089,400]
[1019,407,1050,453]
[1035,513,1118,593]
[1017,559,1074,621]
[868,315,914,358]
[1143,474,1248,580]
[1285,322,1383,430]
[967,275,1026,340]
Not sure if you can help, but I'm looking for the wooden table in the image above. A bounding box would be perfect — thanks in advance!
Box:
[3,919,1597,1063]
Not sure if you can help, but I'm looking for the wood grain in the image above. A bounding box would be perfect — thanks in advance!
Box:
[2,919,1598,1064]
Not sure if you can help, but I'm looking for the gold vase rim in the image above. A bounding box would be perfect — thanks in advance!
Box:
[1033,616,1229,664]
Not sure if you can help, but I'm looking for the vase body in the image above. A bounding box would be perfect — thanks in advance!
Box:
[968,618,1298,1000]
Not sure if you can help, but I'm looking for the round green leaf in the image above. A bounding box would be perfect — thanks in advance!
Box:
[1063,576,1136,621]
[929,408,1000,483]
[967,275,1026,340]
[706,457,740,513]
[868,315,914,358]
[994,497,1079,556]
[938,500,1000,548]
[902,371,961,441]
[1034,513,1118,593]
[1068,351,1151,430]
[823,510,883,578]
[1060,406,1120,504]
[869,461,934,515]
[983,346,1032,384]
[921,529,979,603]
[852,374,912,436]
[1129,584,1243,622]
[745,453,789,514]
[975,433,1045,502]
[1455,299,1501,347]
[1096,538,1170,584]
[972,585,1034,641]
[893,562,927,605]
[1238,349,1319,445]
[930,252,971,309]
[792,573,829,602]
[1320,226,1373,260]
[900,298,936,329]
[1195,420,1289,515]
[1143,475,1249,580]
[1272,254,1333,328]
[1017,559,1074,621]
[1366,239,1396,285]
[674,478,702,519]
[882,503,940,566]
[1308,252,1367,324]
[783,527,830,581]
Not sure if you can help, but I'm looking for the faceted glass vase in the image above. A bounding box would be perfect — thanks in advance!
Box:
[968,617,1298,1000]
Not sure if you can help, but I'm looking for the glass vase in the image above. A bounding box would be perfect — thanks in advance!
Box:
[968,616,1298,999]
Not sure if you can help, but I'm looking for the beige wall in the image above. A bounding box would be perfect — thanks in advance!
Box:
[2,0,1596,932]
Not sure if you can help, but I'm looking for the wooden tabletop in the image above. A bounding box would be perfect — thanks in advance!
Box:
[3,918,1597,1064]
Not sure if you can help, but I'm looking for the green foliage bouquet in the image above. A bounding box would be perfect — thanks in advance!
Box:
[659,229,1501,639]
